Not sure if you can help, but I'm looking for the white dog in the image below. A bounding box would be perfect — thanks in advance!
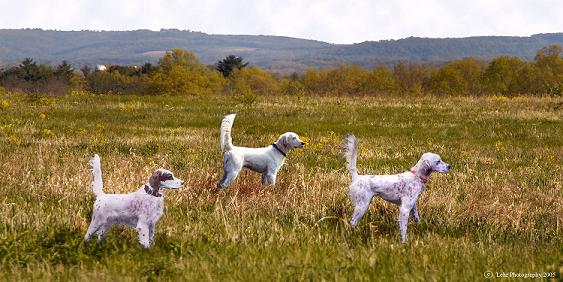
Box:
[84,154,184,248]
[217,114,305,188]
[343,135,450,242]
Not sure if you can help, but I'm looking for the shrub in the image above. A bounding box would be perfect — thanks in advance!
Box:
[228,66,280,96]
[146,49,226,95]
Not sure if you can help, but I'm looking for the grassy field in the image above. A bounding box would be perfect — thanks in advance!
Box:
[0,92,561,281]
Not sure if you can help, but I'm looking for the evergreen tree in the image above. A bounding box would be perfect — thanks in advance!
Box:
[216,55,248,77]
[55,60,73,81]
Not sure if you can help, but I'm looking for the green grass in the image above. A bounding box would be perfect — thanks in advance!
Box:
[0,93,561,281]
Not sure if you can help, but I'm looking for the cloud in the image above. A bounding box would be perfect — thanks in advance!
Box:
[0,0,561,43]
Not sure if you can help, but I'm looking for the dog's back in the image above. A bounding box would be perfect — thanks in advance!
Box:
[93,191,164,227]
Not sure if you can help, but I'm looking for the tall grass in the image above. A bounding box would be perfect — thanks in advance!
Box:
[0,93,561,280]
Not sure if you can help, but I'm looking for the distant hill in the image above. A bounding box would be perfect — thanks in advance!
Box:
[0,29,561,73]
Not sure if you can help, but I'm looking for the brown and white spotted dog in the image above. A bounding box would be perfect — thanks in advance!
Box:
[342,135,451,243]
[84,154,184,248]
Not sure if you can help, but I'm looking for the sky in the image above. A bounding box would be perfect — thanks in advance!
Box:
[0,0,561,44]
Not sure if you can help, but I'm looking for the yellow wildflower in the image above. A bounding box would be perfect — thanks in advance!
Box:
[42,129,54,137]
[8,135,21,145]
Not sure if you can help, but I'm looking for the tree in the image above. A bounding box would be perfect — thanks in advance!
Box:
[216,55,248,77]
[480,56,526,95]
[147,49,226,95]
[533,44,563,95]
[302,68,323,94]
[393,61,433,95]
[301,65,371,96]
[141,63,156,74]
[362,67,399,95]
[534,45,562,69]
[80,65,92,77]
[54,60,73,81]
[280,73,306,96]
[429,58,484,95]
[228,66,279,96]
[18,58,40,81]
[159,49,206,72]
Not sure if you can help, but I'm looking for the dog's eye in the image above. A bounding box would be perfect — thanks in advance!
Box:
[436,161,441,164]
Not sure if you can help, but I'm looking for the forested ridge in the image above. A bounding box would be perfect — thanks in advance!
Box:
[0,29,561,73]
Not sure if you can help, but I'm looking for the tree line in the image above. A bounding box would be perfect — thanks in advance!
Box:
[0,45,561,97]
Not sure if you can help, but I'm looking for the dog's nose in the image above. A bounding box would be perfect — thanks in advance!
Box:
[301,142,306,145]
[180,181,185,185]
[447,164,451,170]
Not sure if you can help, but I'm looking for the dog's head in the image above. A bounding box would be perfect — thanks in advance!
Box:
[276,132,305,150]
[148,169,184,196]
[416,153,451,174]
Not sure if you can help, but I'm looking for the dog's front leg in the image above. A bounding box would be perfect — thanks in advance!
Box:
[410,203,420,224]
[398,200,415,243]
[263,172,277,187]
[136,222,151,248]
[148,223,156,245]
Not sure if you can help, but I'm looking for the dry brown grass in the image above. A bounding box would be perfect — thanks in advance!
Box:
[0,93,561,280]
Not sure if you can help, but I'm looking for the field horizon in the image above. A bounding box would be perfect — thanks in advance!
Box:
[0,93,561,280]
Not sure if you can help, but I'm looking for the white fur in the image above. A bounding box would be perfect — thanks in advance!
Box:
[343,135,450,243]
[217,114,305,188]
[84,154,184,248]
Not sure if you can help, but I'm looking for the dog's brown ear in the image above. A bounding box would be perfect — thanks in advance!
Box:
[421,159,432,175]
[149,170,162,191]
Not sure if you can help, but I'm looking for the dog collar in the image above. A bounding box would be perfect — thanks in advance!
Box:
[144,184,162,197]
[271,143,287,157]
[410,169,428,184]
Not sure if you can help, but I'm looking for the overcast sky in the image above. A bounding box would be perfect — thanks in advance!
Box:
[0,0,561,44]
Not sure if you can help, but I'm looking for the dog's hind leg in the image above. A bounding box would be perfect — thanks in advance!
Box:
[84,219,103,242]
[349,187,373,227]
[219,169,241,188]
[218,153,242,188]
[95,224,108,242]
[350,199,371,228]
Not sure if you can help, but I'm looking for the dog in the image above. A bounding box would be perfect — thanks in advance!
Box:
[217,114,305,188]
[342,135,450,242]
[84,154,184,248]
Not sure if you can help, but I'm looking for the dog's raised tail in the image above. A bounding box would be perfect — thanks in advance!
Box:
[220,114,236,152]
[342,135,359,181]
[89,154,104,197]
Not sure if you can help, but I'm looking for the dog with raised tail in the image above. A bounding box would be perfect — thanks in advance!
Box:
[217,114,305,188]
[84,154,184,248]
[343,135,450,243]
